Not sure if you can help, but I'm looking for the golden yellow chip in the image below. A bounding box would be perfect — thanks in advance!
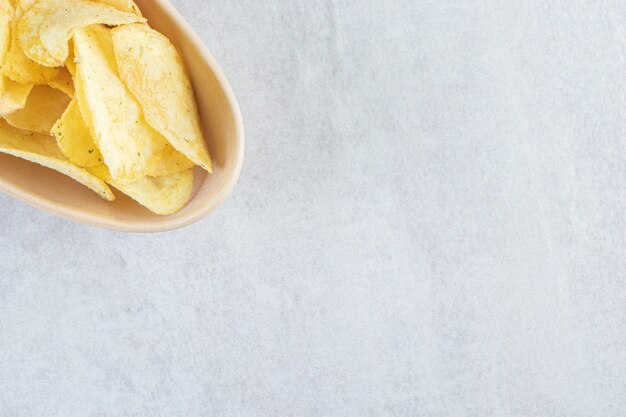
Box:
[73,25,192,182]
[65,49,76,76]
[4,84,70,134]
[98,0,142,16]
[52,99,102,167]
[2,2,59,84]
[0,120,114,200]
[0,77,32,115]
[46,65,73,96]
[0,0,10,14]
[18,0,145,67]
[19,0,38,10]
[112,24,212,173]
[143,142,196,177]
[0,0,13,65]
[2,42,59,84]
[0,0,207,215]
[90,165,193,215]
[73,70,92,130]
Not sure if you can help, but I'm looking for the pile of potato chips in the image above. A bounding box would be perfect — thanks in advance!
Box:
[0,0,212,214]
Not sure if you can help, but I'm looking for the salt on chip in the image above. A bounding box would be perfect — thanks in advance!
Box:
[0,77,32,115]
[73,25,192,182]
[18,0,145,67]
[4,84,70,134]
[0,119,114,200]
[2,2,59,84]
[112,24,212,173]
[52,99,102,167]
[90,165,193,215]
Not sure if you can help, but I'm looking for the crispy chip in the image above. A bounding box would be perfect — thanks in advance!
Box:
[52,99,102,167]
[2,2,59,84]
[4,84,70,133]
[0,0,17,114]
[112,24,212,173]
[0,0,12,65]
[73,25,192,182]
[0,76,32,115]
[90,165,193,215]
[0,0,206,215]
[19,0,38,10]
[98,0,142,16]
[2,40,59,84]
[65,48,76,76]
[46,65,73,96]
[0,0,9,15]
[73,70,91,129]
[0,119,114,200]
[18,0,145,67]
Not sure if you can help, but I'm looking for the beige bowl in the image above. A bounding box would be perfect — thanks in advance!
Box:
[0,0,244,232]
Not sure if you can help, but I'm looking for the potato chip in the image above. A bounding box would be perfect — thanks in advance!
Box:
[0,0,12,64]
[18,0,145,67]
[0,0,14,112]
[143,142,196,177]
[0,1,210,215]
[2,2,59,84]
[2,42,59,84]
[112,24,212,173]
[0,120,114,200]
[73,25,192,182]
[90,165,193,215]
[4,84,70,133]
[72,70,91,129]
[46,65,73,96]
[98,0,142,16]
[19,0,38,10]
[65,49,76,76]
[0,77,32,115]
[0,0,10,14]
[52,99,102,167]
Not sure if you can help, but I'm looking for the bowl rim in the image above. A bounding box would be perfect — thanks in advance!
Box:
[0,1,245,233]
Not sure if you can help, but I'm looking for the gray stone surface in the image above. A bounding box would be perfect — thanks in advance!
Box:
[1,0,625,416]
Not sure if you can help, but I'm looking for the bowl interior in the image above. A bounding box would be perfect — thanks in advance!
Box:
[0,0,244,232]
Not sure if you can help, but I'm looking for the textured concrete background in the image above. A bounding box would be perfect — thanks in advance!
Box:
[1,0,625,416]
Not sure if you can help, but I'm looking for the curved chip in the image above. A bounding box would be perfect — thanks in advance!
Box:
[90,165,193,215]
[19,0,38,10]
[65,49,76,76]
[52,99,102,167]
[0,120,114,200]
[0,0,12,65]
[73,25,192,182]
[98,0,142,15]
[46,65,74,96]
[2,2,59,84]
[18,0,145,67]
[4,84,70,134]
[0,77,32,115]
[2,39,59,84]
[112,24,212,173]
